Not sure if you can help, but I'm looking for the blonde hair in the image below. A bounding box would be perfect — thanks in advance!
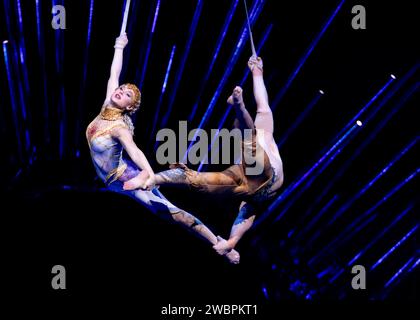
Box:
[122,83,141,114]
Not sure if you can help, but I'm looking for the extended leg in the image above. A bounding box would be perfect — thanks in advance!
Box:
[128,188,240,264]
[248,56,284,188]
[154,164,242,196]
[248,56,273,134]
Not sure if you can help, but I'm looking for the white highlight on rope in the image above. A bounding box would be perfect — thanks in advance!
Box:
[120,0,131,35]
[243,0,257,57]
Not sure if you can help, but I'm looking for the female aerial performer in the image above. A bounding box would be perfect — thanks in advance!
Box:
[86,33,240,264]
[126,55,284,256]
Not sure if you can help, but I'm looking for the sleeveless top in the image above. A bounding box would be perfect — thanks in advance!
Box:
[86,117,129,185]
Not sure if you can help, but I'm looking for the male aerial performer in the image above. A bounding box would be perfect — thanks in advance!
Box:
[125,55,284,257]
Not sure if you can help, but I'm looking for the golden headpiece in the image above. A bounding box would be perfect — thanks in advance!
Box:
[123,83,141,112]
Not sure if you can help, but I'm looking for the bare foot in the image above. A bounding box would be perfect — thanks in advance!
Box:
[123,171,149,190]
[227,86,243,106]
[248,56,263,75]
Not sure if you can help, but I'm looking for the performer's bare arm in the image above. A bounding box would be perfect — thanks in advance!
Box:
[113,127,155,181]
[104,34,128,104]
[213,201,256,255]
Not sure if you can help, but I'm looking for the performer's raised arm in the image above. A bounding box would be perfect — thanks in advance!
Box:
[104,33,129,104]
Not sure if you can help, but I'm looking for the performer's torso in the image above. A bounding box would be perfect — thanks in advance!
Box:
[86,116,127,183]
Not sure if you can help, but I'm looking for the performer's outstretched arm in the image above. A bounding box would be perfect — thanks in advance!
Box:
[104,34,128,103]
[213,202,256,255]
[114,126,156,189]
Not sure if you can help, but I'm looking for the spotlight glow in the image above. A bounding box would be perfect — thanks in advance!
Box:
[319,89,324,94]
[391,74,396,79]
